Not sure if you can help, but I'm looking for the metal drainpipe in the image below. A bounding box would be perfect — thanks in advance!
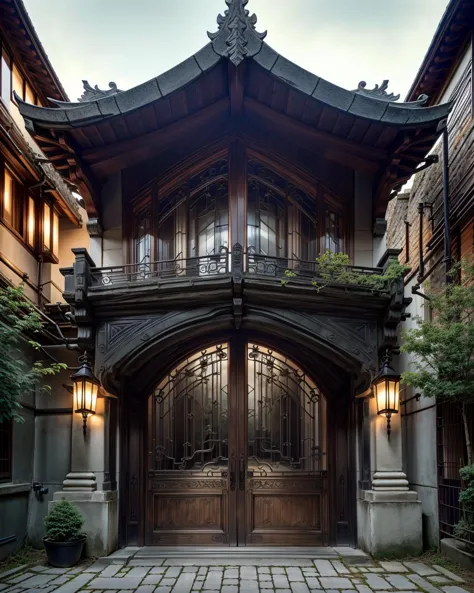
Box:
[417,203,425,283]
[441,123,452,282]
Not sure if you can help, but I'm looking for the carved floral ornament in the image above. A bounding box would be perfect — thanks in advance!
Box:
[78,80,122,103]
[354,79,429,106]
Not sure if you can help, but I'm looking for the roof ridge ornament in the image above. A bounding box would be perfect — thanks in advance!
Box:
[208,0,267,67]
[355,80,401,102]
[78,80,122,103]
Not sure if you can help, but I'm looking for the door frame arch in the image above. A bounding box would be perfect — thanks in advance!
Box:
[118,329,357,548]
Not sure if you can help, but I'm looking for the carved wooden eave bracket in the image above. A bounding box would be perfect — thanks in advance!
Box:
[208,0,267,67]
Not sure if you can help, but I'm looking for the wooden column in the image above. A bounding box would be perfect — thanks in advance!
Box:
[229,139,247,249]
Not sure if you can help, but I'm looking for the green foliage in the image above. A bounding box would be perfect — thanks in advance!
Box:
[282,250,408,293]
[454,464,474,549]
[0,283,67,423]
[459,464,474,506]
[44,499,84,542]
[401,261,474,404]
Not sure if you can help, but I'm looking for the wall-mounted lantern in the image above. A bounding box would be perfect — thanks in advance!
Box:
[71,352,100,435]
[373,350,400,438]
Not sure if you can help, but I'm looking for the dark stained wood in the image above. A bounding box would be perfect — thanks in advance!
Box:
[229,62,246,118]
[141,335,340,547]
[84,99,230,176]
[246,477,327,545]
[229,139,247,248]
[244,98,385,173]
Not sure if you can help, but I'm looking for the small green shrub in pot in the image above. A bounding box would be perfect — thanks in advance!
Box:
[43,500,86,567]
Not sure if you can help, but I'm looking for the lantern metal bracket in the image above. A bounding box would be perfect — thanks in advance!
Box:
[81,412,88,436]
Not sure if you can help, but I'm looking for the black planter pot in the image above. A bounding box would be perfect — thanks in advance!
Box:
[43,536,86,568]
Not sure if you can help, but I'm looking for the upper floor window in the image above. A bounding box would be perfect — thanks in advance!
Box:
[130,156,345,272]
[1,49,11,106]
[0,42,40,110]
[3,167,24,234]
[1,166,59,261]
[131,159,229,275]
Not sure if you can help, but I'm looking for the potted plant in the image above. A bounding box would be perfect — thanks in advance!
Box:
[43,499,86,567]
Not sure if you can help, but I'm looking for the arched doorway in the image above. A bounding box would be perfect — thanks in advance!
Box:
[145,338,329,546]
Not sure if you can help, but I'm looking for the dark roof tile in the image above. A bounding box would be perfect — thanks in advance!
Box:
[157,56,202,97]
[406,101,453,125]
[381,103,411,125]
[349,94,388,120]
[15,94,69,124]
[271,56,319,96]
[312,79,354,112]
[194,44,221,72]
[97,95,121,117]
[253,43,279,71]
[116,79,161,114]
[66,101,103,125]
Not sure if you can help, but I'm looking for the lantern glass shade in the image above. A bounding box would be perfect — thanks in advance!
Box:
[73,377,99,417]
[71,360,100,435]
[374,376,400,416]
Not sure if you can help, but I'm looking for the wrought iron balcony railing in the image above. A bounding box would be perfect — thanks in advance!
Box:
[88,245,384,289]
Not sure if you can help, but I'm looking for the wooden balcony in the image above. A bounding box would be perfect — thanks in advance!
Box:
[61,245,403,327]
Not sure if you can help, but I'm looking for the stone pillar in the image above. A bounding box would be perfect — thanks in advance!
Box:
[52,396,118,557]
[357,389,422,557]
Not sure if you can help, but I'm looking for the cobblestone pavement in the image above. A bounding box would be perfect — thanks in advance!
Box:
[0,557,470,593]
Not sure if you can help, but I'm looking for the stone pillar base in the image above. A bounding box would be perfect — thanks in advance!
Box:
[51,490,118,557]
[357,490,422,558]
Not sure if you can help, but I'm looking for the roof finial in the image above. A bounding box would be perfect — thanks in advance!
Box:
[354,80,400,102]
[78,80,122,103]
[208,0,267,67]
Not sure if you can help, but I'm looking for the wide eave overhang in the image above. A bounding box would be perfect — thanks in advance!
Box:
[16,0,452,217]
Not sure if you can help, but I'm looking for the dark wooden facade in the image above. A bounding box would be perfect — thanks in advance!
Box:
[18,0,453,547]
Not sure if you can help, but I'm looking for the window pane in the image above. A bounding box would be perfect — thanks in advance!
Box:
[27,196,35,247]
[12,64,23,101]
[25,83,34,105]
[1,52,11,105]
[53,211,59,255]
[12,179,23,235]
[3,170,13,225]
[325,209,340,254]
[43,202,51,250]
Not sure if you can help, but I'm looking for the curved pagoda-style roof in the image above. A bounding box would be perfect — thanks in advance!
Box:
[16,0,452,216]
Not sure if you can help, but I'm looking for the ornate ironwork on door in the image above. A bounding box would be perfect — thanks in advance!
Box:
[151,344,229,472]
[247,344,326,474]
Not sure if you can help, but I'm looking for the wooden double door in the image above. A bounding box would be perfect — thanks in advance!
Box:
[146,338,328,546]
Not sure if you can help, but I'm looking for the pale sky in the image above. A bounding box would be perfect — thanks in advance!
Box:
[23,0,450,103]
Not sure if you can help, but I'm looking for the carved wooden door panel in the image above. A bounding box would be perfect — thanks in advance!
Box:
[146,344,235,545]
[146,340,328,546]
[244,344,328,546]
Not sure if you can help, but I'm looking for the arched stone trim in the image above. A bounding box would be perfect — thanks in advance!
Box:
[96,305,378,396]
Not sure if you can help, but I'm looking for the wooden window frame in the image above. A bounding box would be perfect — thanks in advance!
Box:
[0,38,39,108]
[1,164,26,240]
[0,420,13,482]
[0,42,12,109]
[0,163,59,260]
[39,199,59,263]
[126,143,350,265]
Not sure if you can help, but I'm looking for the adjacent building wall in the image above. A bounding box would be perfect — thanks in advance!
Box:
[386,41,474,550]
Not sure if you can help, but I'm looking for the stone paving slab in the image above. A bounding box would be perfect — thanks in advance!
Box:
[0,557,471,593]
